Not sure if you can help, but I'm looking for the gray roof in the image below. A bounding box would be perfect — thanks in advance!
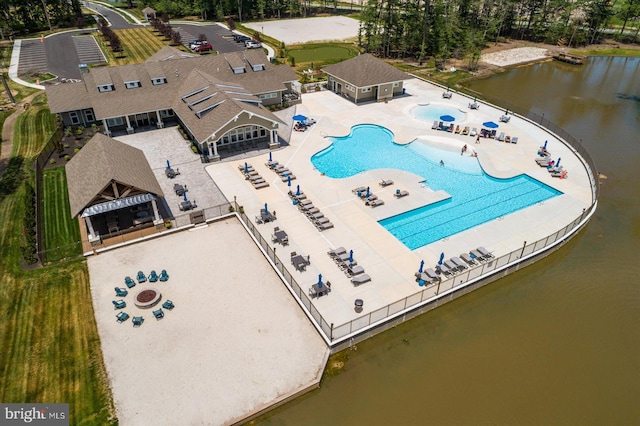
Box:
[322,53,411,88]
[46,50,296,143]
[66,133,164,218]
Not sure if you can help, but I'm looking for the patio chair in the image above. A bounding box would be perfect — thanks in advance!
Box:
[316,221,334,231]
[450,257,468,271]
[159,269,169,282]
[238,163,253,171]
[505,135,511,143]
[443,259,458,273]
[432,120,438,130]
[425,268,440,281]
[352,186,366,194]
[153,308,164,320]
[148,270,158,282]
[477,246,494,259]
[162,300,175,310]
[460,253,477,266]
[314,217,330,225]
[281,174,297,182]
[351,274,372,286]
[114,287,128,297]
[470,127,478,136]
[394,190,409,198]
[380,179,394,187]
[367,199,385,207]
[470,249,485,262]
[497,132,506,142]
[136,271,146,283]
[112,300,126,310]
[511,137,519,144]
[124,276,136,288]
[462,126,470,135]
[254,182,270,189]
[132,316,144,327]
[365,194,378,202]
[327,247,346,257]
[116,311,129,323]
[346,265,365,277]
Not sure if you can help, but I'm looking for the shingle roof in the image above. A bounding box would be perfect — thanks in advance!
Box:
[66,133,164,218]
[46,50,296,142]
[322,53,411,88]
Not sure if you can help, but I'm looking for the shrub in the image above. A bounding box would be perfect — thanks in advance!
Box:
[191,145,198,153]
[49,158,56,164]
[64,155,70,161]
[21,183,38,265]
[74,148,80,153]
[0,156,24,200]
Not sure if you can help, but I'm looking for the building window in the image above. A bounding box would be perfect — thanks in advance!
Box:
[345,84,354,91]
[68,111,80,125]
[125,81,141,89]
[259,93,277,100]
[160,109,174,118]
[98,84,114,92]
[393,82,400,87]
[83,109,95,122]
[260,129,266,137]
[152,78,167,85]
[361,87,371,93]
[107,117,124,127]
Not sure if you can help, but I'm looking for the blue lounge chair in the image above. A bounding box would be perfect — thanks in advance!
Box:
[124,276,136,288]
[153,308,164,320]
[148,270,158,282]
[116,311,129,323]
[136,271,146,283]
[162,300,175,310]
[159,270,169,282]
[112,300,126,310]
[114,287,128,297]
[132,316,144,327]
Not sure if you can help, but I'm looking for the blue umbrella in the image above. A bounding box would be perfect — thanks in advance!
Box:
[556,157,561,168]
[349,250,354,263]
[440,114,455,122]
[166,160,171,170]
[418,279,425,287]
[317,274,323,287]
[296,185,300,196]
[483,121,499,129]
[183,192,188,202]
[419,260,424,273]
[292,114,307,122]
[366,187,370,198]
[543,140,548,150]
[269,151,272,162]
[287,175,291,187]
[264,203,268,214]
[438,252,445,265]
[244,162,248,173]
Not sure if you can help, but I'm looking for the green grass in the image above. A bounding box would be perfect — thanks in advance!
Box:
[95,28,180,66]
[288,43,360,65]
[570,47,640,57]
[0,110,13,157]
[42,167,82,262]
[12,93,55,158]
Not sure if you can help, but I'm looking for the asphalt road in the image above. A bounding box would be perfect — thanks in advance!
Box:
[86,2,139,29]
[172,23,246,54]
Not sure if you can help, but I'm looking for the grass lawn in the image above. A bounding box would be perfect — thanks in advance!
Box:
[94,28,180,66]
[12,93,55,158]
[0,95,115,424]
[43,167,82,263]
[287,43,360,67]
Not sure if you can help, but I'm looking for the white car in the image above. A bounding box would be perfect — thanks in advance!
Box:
[245,41,262,49]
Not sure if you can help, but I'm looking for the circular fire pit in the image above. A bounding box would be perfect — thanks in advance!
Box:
[134,288,162,309]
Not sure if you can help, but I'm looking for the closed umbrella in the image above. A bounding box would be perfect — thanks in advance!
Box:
[244,162,248,173]
[264,203,268,214]
[365,187,370,198]
[183,192,188,202]
[543,140,548,150]
[317,274,323,287]
[556,157,561,168]
[287,175,291,187]
[269,151,272,162]
[438,252,445,265]
[296,185,301,196]
[419,260,424,273]
[166,160,171,170]
[349,250,354,263]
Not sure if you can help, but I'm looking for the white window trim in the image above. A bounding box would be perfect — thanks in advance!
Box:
[68,111,80,125]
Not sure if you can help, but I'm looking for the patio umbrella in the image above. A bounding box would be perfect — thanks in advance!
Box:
[292,114,307,122]
[440,114,456,122]
[543,140,548,150]
[244,162,248,173]
[349,250,354,263]
[419,260,424,273]
[264,203,268,214]
[296,185,300,196]
[166,160,171,170]
[365,187,370,198]
[438,252,445,265]
[183,192,188,202]
[318,274,323,287]
[556,157,561,168]
[269,151,272,162]
[483,121,499,129]
[418,279,425,287]
[287,175,291,187]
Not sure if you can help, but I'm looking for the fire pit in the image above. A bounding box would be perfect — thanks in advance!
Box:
[134,288,162,309]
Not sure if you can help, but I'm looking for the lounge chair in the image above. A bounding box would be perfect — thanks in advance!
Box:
[254,182,270,189]
[455,125,461,134]
[442,91,452,99]
[281,174,296,182]
[450,257,468,271]
[431,120,438,130]
[416,272,436,285]
[266,161,278,169]
[136,271,146,283]
[346,265,365,277]
[394,189,409,198]
[148,270,158,282]
[505,135,511,143]
[132,316,144,327]
[460,253,477,266]
[468,102,479,110]
[470,249,485,262]
[116,311,129,323]
[351,274,372,286]
[251,177,265,184]
[470,127,477,136]
[299,199,313,206]
[511,137,518,144]
[159,269,169,282]
[438,121,445,130]
[315,217,330,224]
[365,194,378,202]
[462,126,470,135]
[113,300,126,310]
[237,163,252,170]
[124,276,136,288]
[443,259,458,272]
[304,207,320,216]
[380,179,394,187]
[316,221,334,231]
[367,199,385,207]
[334,252,350,263]
[497,132,505,142]
[352,186,366,194]
[114,287,128,297]
[477,246,493,259]
[244,170,259,177]
[327,247,346,257]
[437,262,453,276]
[162,300,175,310]
[310,212,324,219]
[536,156,552,166]
[425,268,440,281]
[551,169,568,179]
[276,168,292,176]
[448,124,454,133]
[500,115,511,123]
[153,308,164,320]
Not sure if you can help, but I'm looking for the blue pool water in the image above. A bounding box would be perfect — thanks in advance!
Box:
[412,104,466,123]
[311,125,563,249]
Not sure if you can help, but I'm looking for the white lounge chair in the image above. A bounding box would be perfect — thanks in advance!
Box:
[346,265,365,277]
[327,247,346,257]
[351,274,371,286]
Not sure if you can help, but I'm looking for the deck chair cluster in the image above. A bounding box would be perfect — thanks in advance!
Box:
[327,247,372,286]
[239,163,269,189]
[115,271,174,327]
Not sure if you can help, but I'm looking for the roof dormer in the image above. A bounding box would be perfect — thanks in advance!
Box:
[125,80,141,89]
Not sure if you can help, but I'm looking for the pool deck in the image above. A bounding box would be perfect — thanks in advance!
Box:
[206,78,593,329]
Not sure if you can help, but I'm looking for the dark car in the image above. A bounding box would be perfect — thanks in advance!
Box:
[194,42,213,52]
[234,35,250,43]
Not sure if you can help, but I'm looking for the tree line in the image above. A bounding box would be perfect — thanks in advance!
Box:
[0,0,83,36]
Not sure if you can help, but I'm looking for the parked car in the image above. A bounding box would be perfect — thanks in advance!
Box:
[245,41,262,49]
[234,35,250,43]
[189,40,204,50]
[194,42,213,53]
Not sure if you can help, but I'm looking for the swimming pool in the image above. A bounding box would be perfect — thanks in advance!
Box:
[412,104,466,123]
[311,124,562,249]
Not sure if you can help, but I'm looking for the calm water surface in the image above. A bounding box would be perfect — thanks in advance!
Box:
[256,57,640,425]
